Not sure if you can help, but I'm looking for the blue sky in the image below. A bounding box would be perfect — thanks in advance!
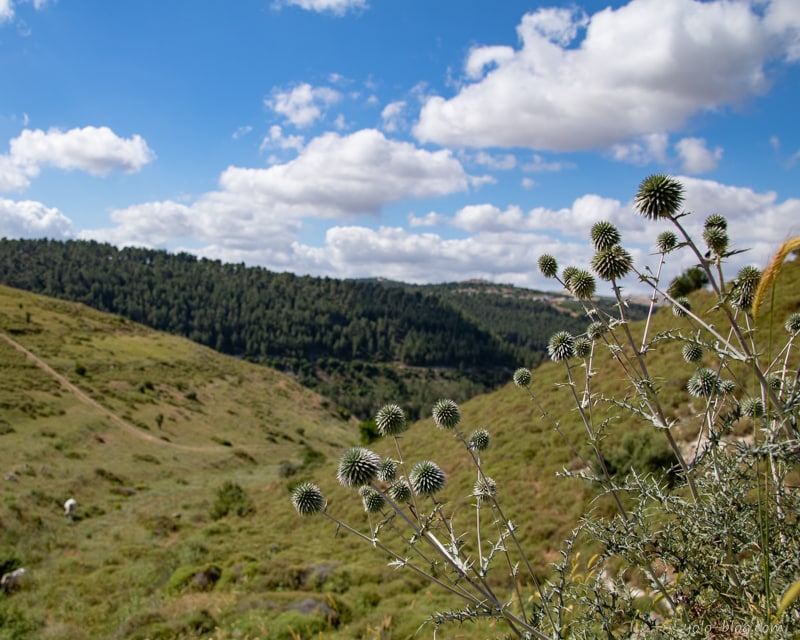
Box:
[1,0,799,292]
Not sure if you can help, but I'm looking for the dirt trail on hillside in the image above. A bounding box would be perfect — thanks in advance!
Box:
[0,331,221,453]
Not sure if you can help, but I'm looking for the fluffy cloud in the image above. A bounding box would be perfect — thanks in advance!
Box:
[0,198,72,238]
[9,126,155,177]
[273,0,367,16]
[415,0,795,151]
[0,0,13,22]
[268,83,342,128]
[381,101,407,133]
[675,137,723,173]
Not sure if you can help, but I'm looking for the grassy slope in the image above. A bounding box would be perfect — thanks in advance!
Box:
[1,253,798,639]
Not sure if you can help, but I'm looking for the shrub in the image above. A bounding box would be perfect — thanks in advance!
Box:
[291,176,800,638]
[210,481,255,520]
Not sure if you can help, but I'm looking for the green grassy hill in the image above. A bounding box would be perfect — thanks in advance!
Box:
[1,248,798,639]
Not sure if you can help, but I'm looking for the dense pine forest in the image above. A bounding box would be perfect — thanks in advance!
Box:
[0,238,633,419]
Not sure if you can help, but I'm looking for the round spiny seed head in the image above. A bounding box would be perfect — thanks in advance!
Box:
[361,488,385,513]
[469,428,490,452]
[337,447,381,488]
[703,226,729,256]
[590,221,621,251]
[358,485,371,498]
[410,460,446,496]
[672,296,691,317]
[432,398,461,430]
[587,321,606,341]
[567,269,597,299]
[766,374,782,392]
[574,336,592,359]
[591,245,633,281]
[720,379,736,395]
[378,458,398,483]
[656,231,678,253]
[786,313,800,335]
[513,367,532,387]
[473,477,497,502]
[730,266,761,311]
[562,266,580,288]
[682,341,704,364]
[704,213,727,230]
[538,254,558,278]
[634,174,685,220]
[375,403,407,437]
[291,482,325,516]
[687,368,721,398]
[388,478,412,502]
[740,396,764,418]
[548,331,576,362]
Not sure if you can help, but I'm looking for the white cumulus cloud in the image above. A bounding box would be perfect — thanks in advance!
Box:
[0,198,72,238]
[675,137,723,173]
[273,0,367,16]
[415,0,795,152]
[268,83,342,128]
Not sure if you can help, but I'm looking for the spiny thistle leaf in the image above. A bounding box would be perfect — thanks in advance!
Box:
[375,403,407,437]
[634,174,684,220]
[432,399,461,430]
[410,460,446,496]
[590,221,621,252]
[291,482,325,516]
[337,447,381,488]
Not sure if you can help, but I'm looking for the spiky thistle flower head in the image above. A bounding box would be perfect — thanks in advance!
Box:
[562,266,580,288]
[590,221,621,251]
[378,458,398,483]
[473,476,497,502]
[687,368,721,398]
[656,231,678,253]
[469,428,490,452]
[574,336,592,359]
[634,174,685,220]
[766,374,782,392]
[703,226,729,256]
[388,478,412,502]
[786,312,800,335]
[548,331,576,362]
[682,341,704,364]
[361,487,385,513]
[704,213,727,230]
[513,367,532,387]
[740,396,764,418]
[591,245,633,281]
[672,296,691,317]
[432,398,461,430]
[375,403,407,437]
[337,447,381,489]
[587,321,606,341]
[719,379,736,395]
[410,460,446,496]
[291,482,325,516]
[730,265,762,311]
[538,254,558,278]
[566,269,596,299]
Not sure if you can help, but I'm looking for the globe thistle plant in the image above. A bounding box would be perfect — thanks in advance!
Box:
[378,458,398,483]
[566,269,596,299]
[730,266,761,311]
[361,487,386,514]
[591,245,633,281]
[574,336,592,359]
[786,312,800,335]
[703,226,729,256]
[682,342,704,364]
[687,368,721,398]
[672,296,691,317]
[473,476,497,502]
[513,367,532,387]
[548,331,576,362]
[704,213,727,230]
[587,321,606,341]
[656,231,678,254]
[740,396,765,418]
[634,174,685,220]
[719,379,736,395]
[337,447,381,488]
[469,428,490,452]
[376,403,407,437]
[538,254,558,278]
[388,478,412,502]
[291,482,325,516]
[590,221,621,252]
[410,460,446,496]
[432,398,461,430]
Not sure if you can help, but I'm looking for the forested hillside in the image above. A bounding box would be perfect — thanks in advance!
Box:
[0,238,600,419]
